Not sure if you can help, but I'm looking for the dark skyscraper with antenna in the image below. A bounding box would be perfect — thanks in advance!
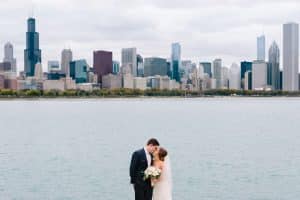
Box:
[24,17,41,77]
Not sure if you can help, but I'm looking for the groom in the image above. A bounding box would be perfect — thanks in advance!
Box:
[130,138,160,200]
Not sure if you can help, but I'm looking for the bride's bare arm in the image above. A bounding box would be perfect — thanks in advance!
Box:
[151,162,164,186]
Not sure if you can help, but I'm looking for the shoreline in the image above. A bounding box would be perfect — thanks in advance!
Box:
[1,89,300,99]
[1,95,300,100]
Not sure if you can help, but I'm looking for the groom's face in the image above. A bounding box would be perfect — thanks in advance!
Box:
[149,145,159,154]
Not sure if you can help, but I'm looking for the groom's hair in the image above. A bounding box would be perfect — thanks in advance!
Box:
[147,138,160,146]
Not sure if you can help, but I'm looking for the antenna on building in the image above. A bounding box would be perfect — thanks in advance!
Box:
[29,1,35,18]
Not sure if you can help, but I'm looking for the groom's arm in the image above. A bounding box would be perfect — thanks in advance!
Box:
[130,151,138,184]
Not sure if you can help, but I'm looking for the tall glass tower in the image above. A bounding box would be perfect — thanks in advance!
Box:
[171,43,181,83]
[257,35,265,61]
[24,17,41,77]
[268,41,280,90]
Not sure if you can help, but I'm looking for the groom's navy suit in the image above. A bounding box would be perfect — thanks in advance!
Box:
[130,148,153,200]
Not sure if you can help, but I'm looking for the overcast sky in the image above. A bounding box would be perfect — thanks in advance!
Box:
[0,0,300,71]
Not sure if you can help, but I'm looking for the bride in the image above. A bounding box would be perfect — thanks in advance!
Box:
[152,147,172,200]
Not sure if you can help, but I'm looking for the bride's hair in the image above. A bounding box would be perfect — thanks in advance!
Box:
[158,147,168,161]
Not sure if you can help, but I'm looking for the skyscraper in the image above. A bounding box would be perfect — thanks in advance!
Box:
[252,60,268,90]
[3,42,17,73]
[24,17,41,77]
[240,61,252,80]
[121,48,137,76]
[229,63,241,90]
[144,57,168,77]
[34,63,43,80]
[245,71,252,90]
[213,59,222,89]
[283,22,299,91]
[268,41,280,90]
[61,49,73,77]
[70,59,88,83]
[137,54,144,77]
[221,67,229,89]
[200,62,212,78]
[93,50,113,83]
[181,60,193,76]
[171,43,181,82]
[257,35,265,61]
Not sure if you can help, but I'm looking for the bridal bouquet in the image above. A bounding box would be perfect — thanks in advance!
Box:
[143,166,162,181]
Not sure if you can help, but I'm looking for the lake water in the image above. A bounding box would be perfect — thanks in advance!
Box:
[0,98,300,200]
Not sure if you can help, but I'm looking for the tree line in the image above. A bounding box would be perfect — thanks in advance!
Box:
[0,89,299,98]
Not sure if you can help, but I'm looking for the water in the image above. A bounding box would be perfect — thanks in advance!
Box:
[0,98,300,200]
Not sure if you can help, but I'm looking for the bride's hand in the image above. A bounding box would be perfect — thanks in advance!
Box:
[151,178,158,186]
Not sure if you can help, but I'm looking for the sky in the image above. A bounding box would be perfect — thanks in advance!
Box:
[0,0,300,72]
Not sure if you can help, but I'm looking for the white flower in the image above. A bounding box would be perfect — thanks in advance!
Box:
[144,166,162,180]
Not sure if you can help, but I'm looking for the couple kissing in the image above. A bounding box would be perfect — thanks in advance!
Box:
[130,138,172,200]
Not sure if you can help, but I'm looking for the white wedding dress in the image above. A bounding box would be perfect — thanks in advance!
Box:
[152,156,173,200]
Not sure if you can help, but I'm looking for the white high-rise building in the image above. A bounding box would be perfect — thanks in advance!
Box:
[221,67,229,89]
[283,23,299,91]
[257,35,266,61]
[61,49,73,77]
[3,42,17,73]
[34,62,43,80]
[252,60,268,90]
[213,59,222,89]
[197,64,205,79]
[229,63,241,90]
[121,48,137,77]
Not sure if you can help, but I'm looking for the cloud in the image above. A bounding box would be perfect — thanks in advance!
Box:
[0,0,299,72]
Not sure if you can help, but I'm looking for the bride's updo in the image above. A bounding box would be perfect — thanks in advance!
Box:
[158,147,168,161]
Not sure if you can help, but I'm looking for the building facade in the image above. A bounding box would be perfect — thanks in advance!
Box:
[93,50,113,83]
[113,61,120,74]
[252,60,268,90]
[24,18,41,77]
[70,60,88,83]
[102,74,122,89]
[137,54,144,77]
[48,60,60,72]
[213,59,222,89]
[3,42,17,73]
[244,71,252,90]
[34,63,43,80]
[61,49,73,77]
[229,63,241,90]
[171,43,181,82]
[257,35,265,61]
[268,41,281,90]
[200,62,212,78]
[144,57,168,77]
[134,77,147,90]
[283,23,299,91]
[121,48,137,76]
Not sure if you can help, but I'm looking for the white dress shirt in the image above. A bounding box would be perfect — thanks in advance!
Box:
[144,147,151,166]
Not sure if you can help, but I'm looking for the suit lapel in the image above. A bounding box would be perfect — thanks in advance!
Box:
[142,148,147,166]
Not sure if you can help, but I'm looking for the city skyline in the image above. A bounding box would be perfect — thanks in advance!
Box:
[0,1,300,72]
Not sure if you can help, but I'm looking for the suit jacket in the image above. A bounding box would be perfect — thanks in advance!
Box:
[130,148,153,187]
